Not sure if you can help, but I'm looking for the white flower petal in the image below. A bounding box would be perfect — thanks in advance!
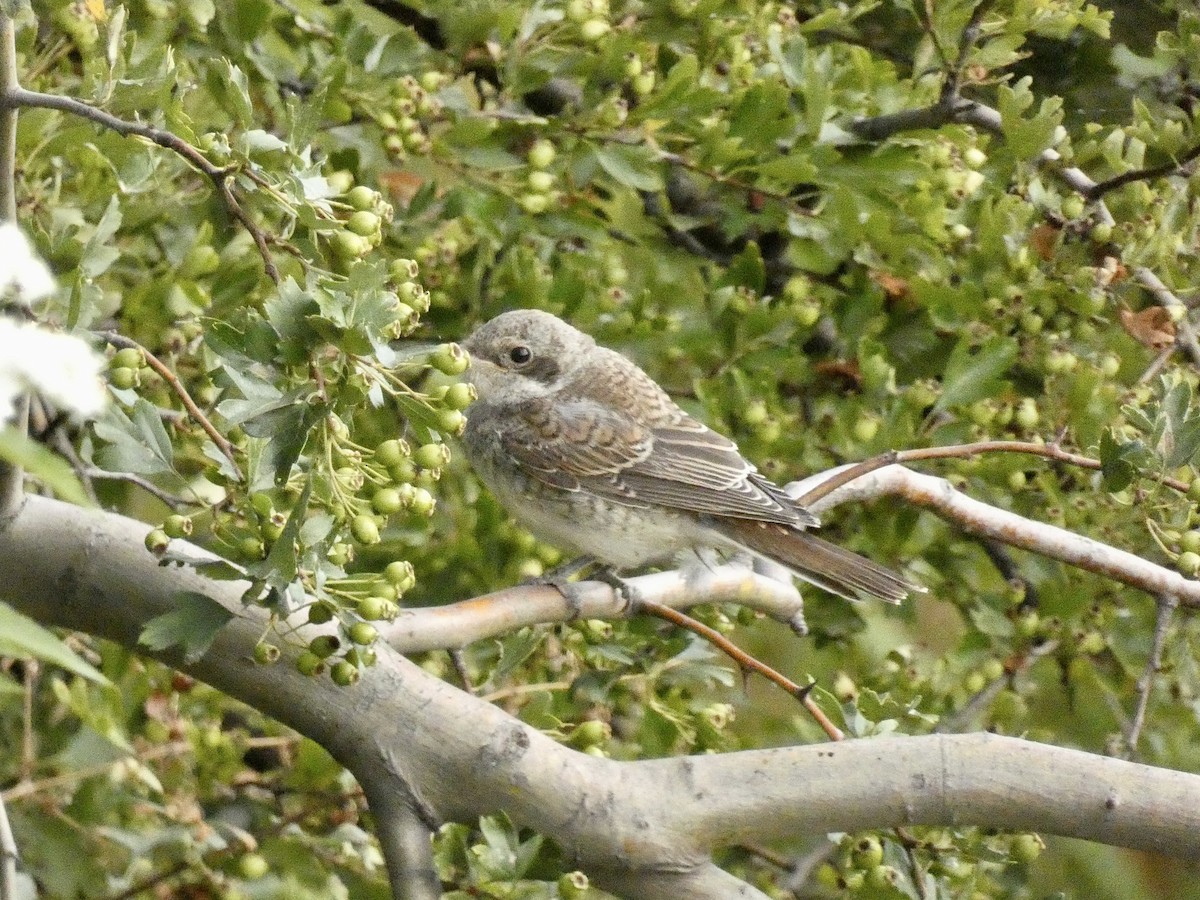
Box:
[0,320,107,421]
[0,224,57,307]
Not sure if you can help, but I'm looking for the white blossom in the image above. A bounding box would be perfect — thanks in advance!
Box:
[0,319,107,423]
[0,224,56,307]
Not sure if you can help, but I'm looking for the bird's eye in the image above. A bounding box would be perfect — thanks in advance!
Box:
[508,346,532,365]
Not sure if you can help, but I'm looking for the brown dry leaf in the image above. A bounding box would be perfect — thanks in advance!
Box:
[379,170,425,207]
[1119,306,1176,349]
[813,359,862,388]
[870,270,910,300]
[1029,223,1061,261]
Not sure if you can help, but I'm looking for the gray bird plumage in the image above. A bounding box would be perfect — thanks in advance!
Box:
[461,309,920,604]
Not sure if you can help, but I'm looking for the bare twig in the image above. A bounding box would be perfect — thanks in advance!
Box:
[1126,595,1178,756]
[0,87,279,282]
[936,640,1060,734]
[98,332,243,482]
[83,468,191,508]
[638,599,844,741]
[1086,142,1200,200]
[944,0,998,102]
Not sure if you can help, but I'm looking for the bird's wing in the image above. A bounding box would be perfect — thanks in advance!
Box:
[497,397,816,527]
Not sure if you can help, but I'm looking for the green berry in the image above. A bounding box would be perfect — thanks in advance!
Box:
[351,514,381,545]
[308,635,341,658]
[1178,551,1200,576]
[851,835,884,869]
[145,528,170,555]
[253,642,280,664]
[409,487,435,516]
[296,651,325,676]
[373,487,405,515]
[346,210,381,237]
[346,185,377,211]
[348,622,378,645]
[1011,832,1044,864]
[330,660,360,686]
[443,382,476,410]
[376,438,410,467]
[163,514,192,538]
[308,601,336,625]
[413,442,451,470]
[356,596,395,620]
[238,536,265,559]
[528,170,555,193]
[110,367,139,390]
[852,414,880,443]
[385,560,416,590]
[238,853,270,880]
[390,258,419,281]
[557,871,590,899]
[438,408,467,434]
[430,342,469,376]
[519,192,550,215]
[527,139,556,170]
[580,16,610,39]
[112,347,144,369]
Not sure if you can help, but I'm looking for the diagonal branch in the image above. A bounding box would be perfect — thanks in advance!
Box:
[1126,594,1178,756]
[0,87,279,283]
[98,331,243,482]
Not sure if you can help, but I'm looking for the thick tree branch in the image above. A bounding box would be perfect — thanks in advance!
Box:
[380,564,807,651]
[0,495,1197,900]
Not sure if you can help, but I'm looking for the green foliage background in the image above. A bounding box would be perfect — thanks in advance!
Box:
[4,0,1200,896]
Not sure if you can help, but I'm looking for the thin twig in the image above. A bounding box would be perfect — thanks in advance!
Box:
[1126,594,1178,756]
[0,87,279,282]
[98,332,243,482]
[83,469,191,508]
[935,640,1059,734]
[1087,142,1200,200]
[943,0,998,102]
[637,599,844,741]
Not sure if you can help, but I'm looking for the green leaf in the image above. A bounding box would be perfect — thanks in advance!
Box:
[0,603,108,682]
[933,336,1017,412]
[594,144,664,192]
[1098,428,1141,492]
[139,591,234,664]
[0,429,92,505]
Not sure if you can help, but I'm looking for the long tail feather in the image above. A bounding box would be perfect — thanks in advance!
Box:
[721,520,922,604]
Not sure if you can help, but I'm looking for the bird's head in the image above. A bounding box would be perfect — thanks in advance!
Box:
[462,309,594,404]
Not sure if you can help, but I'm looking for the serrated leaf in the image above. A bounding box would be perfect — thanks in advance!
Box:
[138,591,234,664]
[0,603,108,682]
[934,336,1017,412]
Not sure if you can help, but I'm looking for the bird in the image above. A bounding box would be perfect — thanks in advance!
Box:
[460,309,921,604]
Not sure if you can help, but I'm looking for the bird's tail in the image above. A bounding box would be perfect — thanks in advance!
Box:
[720,520,922,604]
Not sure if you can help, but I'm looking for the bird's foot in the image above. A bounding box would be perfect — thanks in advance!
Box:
[522,556,598,619]
[590,566,644,615]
